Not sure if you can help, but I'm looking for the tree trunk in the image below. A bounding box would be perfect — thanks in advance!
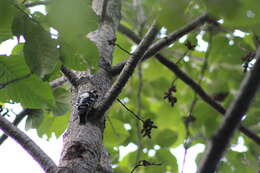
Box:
[58,0,121,172]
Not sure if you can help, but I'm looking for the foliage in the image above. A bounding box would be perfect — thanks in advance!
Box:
[0,0,259,172]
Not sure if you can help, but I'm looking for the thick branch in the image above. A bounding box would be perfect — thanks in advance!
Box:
[0,109,32,145]
[0,116,58,173]
[95,25,159,118]
[60,65,79,87]
[118,24,260,145]
[198,47,260,173]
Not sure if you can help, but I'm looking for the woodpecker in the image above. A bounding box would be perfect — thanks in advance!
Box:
[77,90,98,125]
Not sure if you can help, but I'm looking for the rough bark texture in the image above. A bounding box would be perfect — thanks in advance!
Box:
[58,0,121,172]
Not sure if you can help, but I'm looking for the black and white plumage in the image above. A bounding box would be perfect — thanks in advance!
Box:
[77,90,98,125]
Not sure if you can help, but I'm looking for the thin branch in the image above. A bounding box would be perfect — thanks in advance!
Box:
[0,73,32,89]
[108,39,132,55]
[117,99,144,122]
[136,63,143,162]
[95,25,159,118]
[49,76,67,88]
[111,13,210,74]
[60,65,79,87]
[118,23,260,145]
[198,47,260,173]
[182,35,213,172]
[0,116,58,173]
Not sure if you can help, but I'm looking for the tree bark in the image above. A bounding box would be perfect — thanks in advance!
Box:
[58,0,121,172]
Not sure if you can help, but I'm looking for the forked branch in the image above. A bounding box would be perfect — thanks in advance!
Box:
[60,65,79,87]
[95,25,159,118]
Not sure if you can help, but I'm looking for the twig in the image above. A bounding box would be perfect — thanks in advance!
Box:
[131,160,162,173]
[115,44,132,55]
[60,65,79,87]
[198,46,260,173]
[182,34,213,172]
[117,99,144,122]
[168,50,189,86]
[95,24,159,118]
[0,73,32,89]
[136,63,143,162]
[0,116,58,173]
[117,98,157,138]
[117,23,260,145]
[49,76,67,88]
[175,50,189,65]
[108,39,132,55]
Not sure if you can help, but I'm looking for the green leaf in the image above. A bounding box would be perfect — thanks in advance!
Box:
[192,101,221,137]
[47,0,98,35]
[47,0,99,69]
[209,34,251,65]
[0,0,18,43]
[11,11,26,41]
[59,42,87,71]
[37,111,70,139]
[226,151,258,173]
[155,129,178,147]
[226,0,260,34]
[11,11,60,77]
[11,43,24,56]
[158,0,190,31]
[155,148,178,172]
[0,55,55,108]
[23,29,60,77]
[104,119,129,147]
[196,152,203,164]
[204,0,242,19]
[25,109,44,130]
[107,147,120,164]
[51,88,71,116]
[204,0,260,34]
